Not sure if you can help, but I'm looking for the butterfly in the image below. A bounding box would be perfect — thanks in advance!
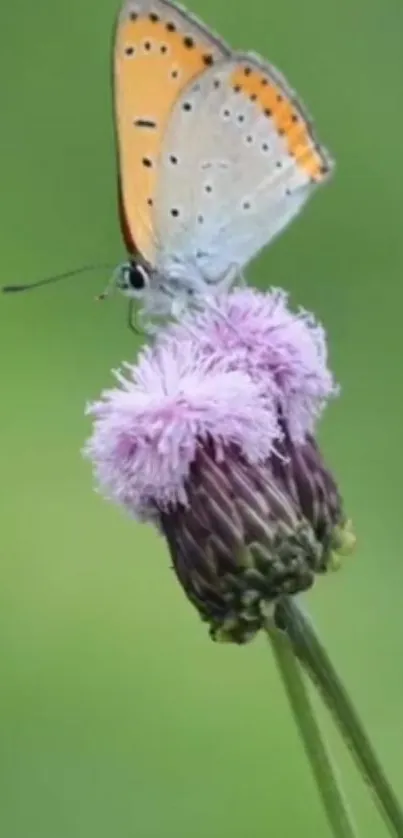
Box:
[112,0,333,325]
[2,0,332,322]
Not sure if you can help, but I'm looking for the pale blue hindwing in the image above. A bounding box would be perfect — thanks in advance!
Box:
[151,52,331,294]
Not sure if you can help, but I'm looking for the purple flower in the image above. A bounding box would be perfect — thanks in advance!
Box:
[84,319,355,644]
[158,287,338,443]
[84,339,278,522]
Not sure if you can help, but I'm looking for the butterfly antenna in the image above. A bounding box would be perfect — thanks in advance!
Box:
[1,263,115,294]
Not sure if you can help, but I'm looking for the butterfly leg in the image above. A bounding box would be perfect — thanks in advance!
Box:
[217,263,241,293]
[171,294,188,321]
[127,299,139,334]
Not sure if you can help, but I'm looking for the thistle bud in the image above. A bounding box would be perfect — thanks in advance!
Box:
[85,294,355,644]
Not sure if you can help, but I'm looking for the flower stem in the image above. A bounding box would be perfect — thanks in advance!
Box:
[276,597,403,838]
[266,624,359,838]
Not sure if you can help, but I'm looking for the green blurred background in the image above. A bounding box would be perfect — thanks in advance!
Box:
[1,0,402,836]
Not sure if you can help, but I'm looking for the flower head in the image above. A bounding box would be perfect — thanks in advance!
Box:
[84,339,278,522]
[85,315,354,644]
[159,287,338,443]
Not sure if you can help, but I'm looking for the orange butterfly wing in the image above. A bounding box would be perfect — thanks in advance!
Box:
[228,54,332,182]
[113,0,231,263]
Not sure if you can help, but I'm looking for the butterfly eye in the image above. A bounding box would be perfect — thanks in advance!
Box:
[117,262,150,297]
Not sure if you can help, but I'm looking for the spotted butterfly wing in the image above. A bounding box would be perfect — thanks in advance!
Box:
[114,0,231,265]
[153,52,334,284]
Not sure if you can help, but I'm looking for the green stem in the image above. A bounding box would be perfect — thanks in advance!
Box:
[277,597,403,838]
[267,625,359,838]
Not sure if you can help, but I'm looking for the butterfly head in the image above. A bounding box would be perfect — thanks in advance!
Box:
[115,259,152,298]
[113,256,199,324]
